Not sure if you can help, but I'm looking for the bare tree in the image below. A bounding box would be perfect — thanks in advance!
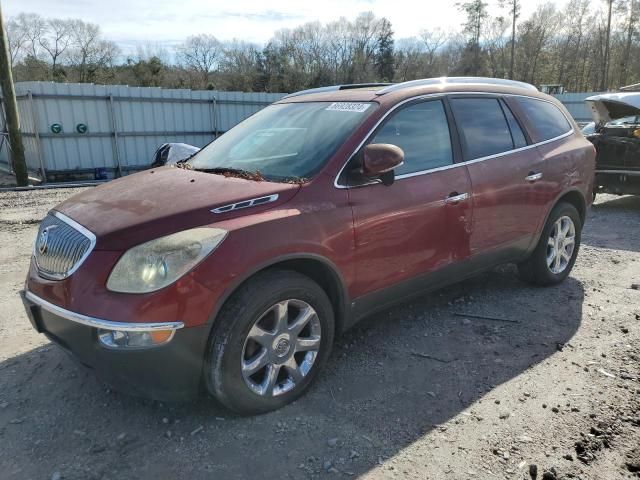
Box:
[484,17,509,77]
[5,17,27,66]
[176,34,222,88]
[618,0,638,86]
[499,0,521,78]
[516,3,560,84]
[219,40,263,91]
[601,0,615,90]
[67,20,100,81]
[5,7,640,93]
[39,18,72,78]
[66,20,118,82]
[420,29,448,73]
[14,13,45,59]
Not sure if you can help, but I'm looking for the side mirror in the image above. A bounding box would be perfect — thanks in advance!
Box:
[362,143,404,186]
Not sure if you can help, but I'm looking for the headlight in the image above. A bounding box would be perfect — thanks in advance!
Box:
[107,227,227,293]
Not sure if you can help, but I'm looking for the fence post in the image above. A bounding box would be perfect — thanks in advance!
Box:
[108,95,123,177]
[210,96,218,140]
[0,99,11,174]
[28,91,47,183]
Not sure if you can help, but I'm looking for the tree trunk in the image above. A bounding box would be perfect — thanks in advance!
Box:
[619,0,637,88]
[600,0,613,90]
[509,1,516,79]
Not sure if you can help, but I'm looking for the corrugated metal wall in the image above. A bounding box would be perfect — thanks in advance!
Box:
[553,92,604,124]
[0,82,285,181]
[0,83,609,181]
[0,90,39,175]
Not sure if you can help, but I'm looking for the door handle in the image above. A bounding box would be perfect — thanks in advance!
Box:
[525,172,543,182]
[444,192,470,204]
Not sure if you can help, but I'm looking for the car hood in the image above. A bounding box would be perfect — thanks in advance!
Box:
[54,167,301,250]
[586,92,640,123]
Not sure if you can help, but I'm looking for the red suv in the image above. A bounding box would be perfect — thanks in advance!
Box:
[21,77,596,414]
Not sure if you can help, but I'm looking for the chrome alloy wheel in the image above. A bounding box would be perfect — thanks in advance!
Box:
[546,215,576,274]
[241,299,321,397]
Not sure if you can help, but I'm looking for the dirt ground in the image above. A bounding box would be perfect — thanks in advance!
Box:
[0,187,638,480]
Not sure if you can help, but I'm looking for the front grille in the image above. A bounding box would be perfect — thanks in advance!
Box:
[34,213,96,280]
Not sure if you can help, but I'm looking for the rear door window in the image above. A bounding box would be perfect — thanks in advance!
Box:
[449,97,516,160]
[512,97,572,141]
[370,100,453,175]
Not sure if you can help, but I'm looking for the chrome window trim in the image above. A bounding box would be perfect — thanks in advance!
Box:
[333,91,575,189]
[211,194,279,214]
[33,211,97,280]
[24,290,184,332]
[595,169,640,176]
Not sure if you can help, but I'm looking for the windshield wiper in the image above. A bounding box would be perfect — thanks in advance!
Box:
[196,167,265,181]
[175,159,193,169]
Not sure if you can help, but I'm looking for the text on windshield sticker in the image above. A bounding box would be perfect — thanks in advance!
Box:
[325,102,371,113]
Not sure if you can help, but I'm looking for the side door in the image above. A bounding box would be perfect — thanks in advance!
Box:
[342,98,473,304]
[508,95,581,219]
[448,95,546,257]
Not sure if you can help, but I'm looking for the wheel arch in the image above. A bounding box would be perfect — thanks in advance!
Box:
[207,254,350,335]
[527,188,587,257]
[555,189,587,225]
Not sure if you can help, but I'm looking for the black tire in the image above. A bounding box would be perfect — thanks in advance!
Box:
[517,202,582,286]
[205,269,335,415]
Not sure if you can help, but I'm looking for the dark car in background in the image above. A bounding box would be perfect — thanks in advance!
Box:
[584,92,640,197]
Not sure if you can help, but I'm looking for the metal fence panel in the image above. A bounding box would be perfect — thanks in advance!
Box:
[0,82,609,180]
[1,82,285,180]
[553,92,604,123]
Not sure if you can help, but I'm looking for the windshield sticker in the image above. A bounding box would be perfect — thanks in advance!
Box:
[325,102,371,113]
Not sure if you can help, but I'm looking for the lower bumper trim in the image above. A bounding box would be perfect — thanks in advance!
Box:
[24,290,184,332]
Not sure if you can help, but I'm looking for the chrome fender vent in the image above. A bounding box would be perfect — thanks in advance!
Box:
[211,194,279,214]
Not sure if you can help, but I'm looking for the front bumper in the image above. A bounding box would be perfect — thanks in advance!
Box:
[21,290,210,401]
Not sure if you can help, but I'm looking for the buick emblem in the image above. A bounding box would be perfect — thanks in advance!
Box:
[37,226,56,255]
[273,336,291,358]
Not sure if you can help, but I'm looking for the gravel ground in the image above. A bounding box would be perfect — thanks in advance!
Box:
[0,188,638,480]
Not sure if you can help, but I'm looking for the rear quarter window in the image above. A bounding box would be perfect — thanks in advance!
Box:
[513,97,573,142]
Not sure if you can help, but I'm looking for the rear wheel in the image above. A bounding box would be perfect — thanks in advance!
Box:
[205,270,334,415]
[517,202,582,286]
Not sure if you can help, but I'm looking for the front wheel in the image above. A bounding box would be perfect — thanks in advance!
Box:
[205,270,334,415]
[517,202,582,286]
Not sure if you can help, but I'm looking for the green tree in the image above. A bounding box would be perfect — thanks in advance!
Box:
[456,0,489,75]
[457,0,489,46]
[375,18,395,81]
[130,56,164,86]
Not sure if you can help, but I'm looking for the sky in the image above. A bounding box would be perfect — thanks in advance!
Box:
[5,0,568,53]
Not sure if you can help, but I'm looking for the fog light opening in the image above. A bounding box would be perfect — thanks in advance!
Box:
[98,328,175,349]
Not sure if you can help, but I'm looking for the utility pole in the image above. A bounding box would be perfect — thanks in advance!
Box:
[0,1,28,186]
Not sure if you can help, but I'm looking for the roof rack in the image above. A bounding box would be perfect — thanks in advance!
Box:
[376,77,538,95]
[283,83,392,99]
[620,82,640,92]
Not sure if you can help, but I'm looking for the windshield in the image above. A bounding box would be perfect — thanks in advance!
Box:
[188,102,376,181]
[608,115,640,126]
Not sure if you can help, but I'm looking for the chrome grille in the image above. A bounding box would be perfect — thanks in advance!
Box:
[33,212,96,280]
